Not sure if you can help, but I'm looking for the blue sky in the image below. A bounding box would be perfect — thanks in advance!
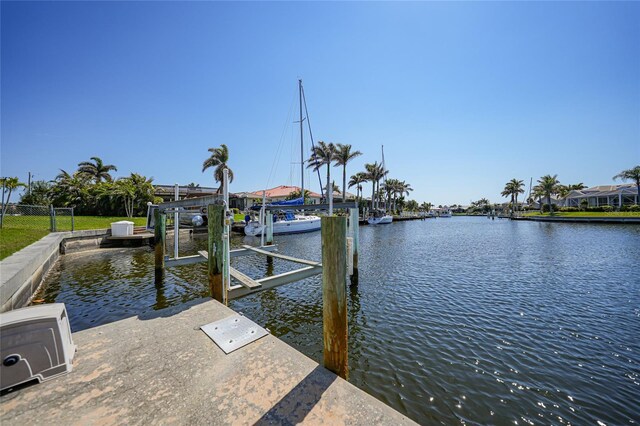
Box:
[2,1,639,206]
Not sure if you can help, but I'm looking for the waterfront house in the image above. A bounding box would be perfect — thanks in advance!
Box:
[561,184,638,208]
[229,192,263,210]
[249,185,323,204]
[154,185,218,202]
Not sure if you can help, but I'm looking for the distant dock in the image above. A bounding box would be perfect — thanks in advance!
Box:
[513,216,640,224]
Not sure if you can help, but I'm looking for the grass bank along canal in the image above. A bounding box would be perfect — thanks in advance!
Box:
[34,217,640,424]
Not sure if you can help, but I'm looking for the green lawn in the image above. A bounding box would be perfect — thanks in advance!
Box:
[0,216,147,260]
[523,211,640,217]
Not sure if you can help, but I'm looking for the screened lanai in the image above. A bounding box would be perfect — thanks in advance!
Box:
[563,184,638,208]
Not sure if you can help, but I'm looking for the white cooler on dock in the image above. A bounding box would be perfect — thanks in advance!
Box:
[111,220,134,237]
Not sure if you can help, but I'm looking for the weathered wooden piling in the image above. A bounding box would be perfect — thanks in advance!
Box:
[208,204,226,304]
[321,216,348,380]
[154,209,166,283]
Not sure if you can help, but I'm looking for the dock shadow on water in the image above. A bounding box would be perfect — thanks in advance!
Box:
[254,366,337,425]
[33,218,640,424]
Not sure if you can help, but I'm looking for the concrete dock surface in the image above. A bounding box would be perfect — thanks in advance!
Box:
[1,298,416,425]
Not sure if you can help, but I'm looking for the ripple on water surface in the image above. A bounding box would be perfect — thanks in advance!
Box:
[36,218,640,424]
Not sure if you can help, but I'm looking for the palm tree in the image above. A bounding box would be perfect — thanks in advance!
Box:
[307,141,337,201]
[502,179,524,215]
[471,198,491,213]
[1,177,26,219]
[333,144,363,202]
[568,183,587,191]
[537,174,560,214]
[613,165,640,205]
[382,179,396,211]
[50,170,90,208]
[400,181,413,198]
[501,182,515,211]
[364,162,387,210]
[331,182,341,196]
[77,157,118,183]
[385,179,412,212]
[286,189,311,200]
[110,173,155,217]
[365,161,389,208]
[420,201,432,212]
[113,178,136,218]
[510,179,525,211]
[348,172,367,202]
[55,169,72,181]
[202,144,234,193]
[405,200,419,211]
[20,180,52,206]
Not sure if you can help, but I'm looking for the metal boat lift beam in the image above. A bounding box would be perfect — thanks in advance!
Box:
[158,195,223,211]
[164,245,278,268]
[265,202,357,212]
[190,244,322,299]
[228,266,322,300]
[241,245,321,267]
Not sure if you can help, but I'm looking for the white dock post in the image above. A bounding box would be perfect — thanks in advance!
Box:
[260,190,266,247]
[346,237,353,276]
[266,210,274,245]
[328,181,333,216]
[223,169,231,292]
[174,183,179,259]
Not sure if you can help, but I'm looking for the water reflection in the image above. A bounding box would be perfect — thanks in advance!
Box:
[265,257,274,277]
[154,281,167,310]
[35,218,640,424]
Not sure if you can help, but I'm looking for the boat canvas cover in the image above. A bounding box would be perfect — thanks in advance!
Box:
[250,197,304,211]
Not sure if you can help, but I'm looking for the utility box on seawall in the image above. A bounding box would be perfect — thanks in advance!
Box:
[111,221,134,237]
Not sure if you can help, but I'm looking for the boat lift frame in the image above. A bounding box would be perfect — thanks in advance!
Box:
[153,169,360,304]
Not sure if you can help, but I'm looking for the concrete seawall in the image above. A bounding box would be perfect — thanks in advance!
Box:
[0,229,117,313]
[513,216,640,224]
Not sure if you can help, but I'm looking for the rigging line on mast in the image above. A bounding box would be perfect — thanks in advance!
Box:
[301,83,325,199]
[382,145,388,184]
[266,88,297,189]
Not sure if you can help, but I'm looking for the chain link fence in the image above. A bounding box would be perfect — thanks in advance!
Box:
[0,204,74,232]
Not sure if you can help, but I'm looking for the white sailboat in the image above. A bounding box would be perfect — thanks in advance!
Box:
[368,209,393,225]
[244,197,321,236]
[245,80,321,237]
[368,146,393,225]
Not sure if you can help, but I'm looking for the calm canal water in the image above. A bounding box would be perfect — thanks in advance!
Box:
[36,217,640,424]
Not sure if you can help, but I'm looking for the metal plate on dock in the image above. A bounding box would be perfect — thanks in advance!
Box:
[200,314,268,354]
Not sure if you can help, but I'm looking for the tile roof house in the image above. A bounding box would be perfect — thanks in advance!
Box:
[249,186,323,204]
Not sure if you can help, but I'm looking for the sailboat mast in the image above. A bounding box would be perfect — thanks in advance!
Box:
[382,145,386,182]
[382,145,387,210]
[299,79,305,204]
